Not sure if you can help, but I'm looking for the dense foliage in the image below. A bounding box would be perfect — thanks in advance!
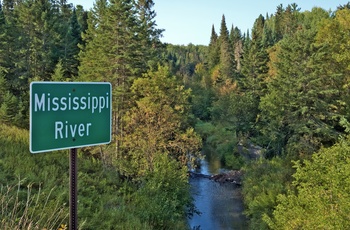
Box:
[1,0,350,229]
[165,3,350,229]
[0,0,197,229]
[265,137,350,229]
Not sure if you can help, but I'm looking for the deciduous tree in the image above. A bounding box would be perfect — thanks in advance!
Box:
[116,66,202,177]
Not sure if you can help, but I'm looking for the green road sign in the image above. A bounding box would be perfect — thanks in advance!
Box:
[30,82,112,153]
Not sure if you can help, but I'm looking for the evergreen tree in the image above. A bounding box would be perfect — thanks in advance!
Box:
[208,24,219,70]
[233,15,269,137]
[0,1,29,127]
[79,0,146,154]
[314,8,350,129]
[274,4,285,41]
[218,14,235,82]
[241,14,269,95]
[230,25,243,71]
[51,60,65,81]
[0,0,22,92]
[0,4,8,73]
[273,3,301,42]
[61,8,81,79]
[260,25,339,156]
[75,5,88,34]
[135,0,164,70]
[16,0,61,81]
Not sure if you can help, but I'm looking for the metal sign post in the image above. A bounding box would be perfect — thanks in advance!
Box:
[70,148,78,230]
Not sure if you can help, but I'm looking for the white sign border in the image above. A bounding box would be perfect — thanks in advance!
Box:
[29,81,112,153]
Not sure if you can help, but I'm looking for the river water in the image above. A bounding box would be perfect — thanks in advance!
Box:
[188,155,247,230]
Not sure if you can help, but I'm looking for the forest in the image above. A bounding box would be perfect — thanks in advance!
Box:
[1,0,350,229]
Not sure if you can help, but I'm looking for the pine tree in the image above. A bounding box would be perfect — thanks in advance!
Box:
[78,0,144,154]
[0,4,8,71]
[260,27,339,156]
[208,24,219,70]
[75,5,88,34]
[241,14,269,95]
[230,25,243,71]
[218,14,235,82]
[273,3,301,42]
[51,60,65,81]
[135,0,164,70]
[16,0,61,81]
[61,8,81,79]
[0,0,21,92]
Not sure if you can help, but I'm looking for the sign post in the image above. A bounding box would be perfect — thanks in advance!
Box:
[30,82,112,230]
[70,148,78,230]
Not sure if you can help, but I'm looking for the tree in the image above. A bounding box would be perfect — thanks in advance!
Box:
[266,136,350,229]
[208,25,219,70]
[217,14,236,82]
[230,25,243,71]
[0,0,23,93]
[231,15,269,138]
[315,8,350,118]
[116,66,202,177]
[272,4,301,42]
[135,0,164,70]
[242,157,292,229]
[78,0,143,153]
[15,0,61,81]
[61,8,81,79]
[241,14,269,95]
[260,23,339,156]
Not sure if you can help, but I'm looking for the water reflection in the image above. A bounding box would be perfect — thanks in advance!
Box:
[188,156,247,230]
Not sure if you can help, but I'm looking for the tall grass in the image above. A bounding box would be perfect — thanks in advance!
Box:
[0,181,68,229]
[0,124,69,229]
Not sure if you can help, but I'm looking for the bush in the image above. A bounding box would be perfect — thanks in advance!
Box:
[265,136,350,229]
[0,124,193,229]
[132,153,192,229]
[242,157,293,229]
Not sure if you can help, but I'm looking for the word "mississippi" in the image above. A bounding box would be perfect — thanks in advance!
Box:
[34,92,109,114]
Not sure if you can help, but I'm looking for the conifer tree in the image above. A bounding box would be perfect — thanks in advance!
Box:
[0,0,22,92]
[241,14,269,94]
[218,14,235,82]
[260,26,339,156]
[230,25,243,71]
[208,24,219,70]
[0,4,8,73]
[273,4,301,42]
[78,0,144,153]
[62,8,81,79]
[135,0,164,70]
[51,60,66,81]
[314,8,350,128]
[75,5,88,35]
[16,0,61,81]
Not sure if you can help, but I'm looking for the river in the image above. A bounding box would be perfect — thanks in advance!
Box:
[188,154,247,230]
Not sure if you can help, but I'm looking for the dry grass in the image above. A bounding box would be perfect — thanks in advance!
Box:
[0,178,68,230]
